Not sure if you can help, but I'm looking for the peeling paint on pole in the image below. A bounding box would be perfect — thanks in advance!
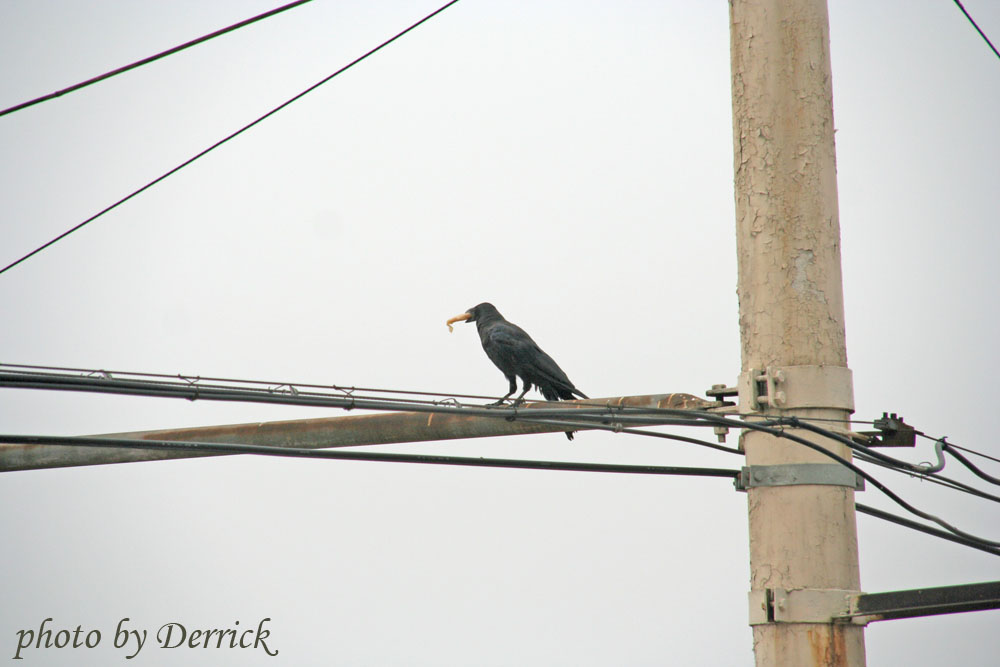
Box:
[730,0,848,370]
[729,0,865,664]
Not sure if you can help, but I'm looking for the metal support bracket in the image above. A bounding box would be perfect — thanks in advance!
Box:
[842,581,1000,623]
[862,412,917,447]
[739,365,854,413]
[751,581,1000,626]
[749,588,865,626]
[735,463,865,491]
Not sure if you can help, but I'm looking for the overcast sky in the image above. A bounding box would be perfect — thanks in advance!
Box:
[1,1,998,665]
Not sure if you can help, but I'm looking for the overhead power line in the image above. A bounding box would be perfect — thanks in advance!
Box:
[0,434,741,480]
[0,368,734,456]
[3,429,993,560]
[0,0,314,118]
[856,503,1000,557]
[945,445,1000,487]
[953,0,1000,61]
[0,0,464,276]
[0,362,500,403]
[855,451,1000,505]
[2,364,999,551]
[0,364,857,442]
[736,416,1000,548]
[945,441,1000,466]
[0,367,674,420]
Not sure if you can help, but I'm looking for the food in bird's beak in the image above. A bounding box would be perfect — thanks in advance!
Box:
[446,312,472,332]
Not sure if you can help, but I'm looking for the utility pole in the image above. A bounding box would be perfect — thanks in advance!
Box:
[729,1,866,665]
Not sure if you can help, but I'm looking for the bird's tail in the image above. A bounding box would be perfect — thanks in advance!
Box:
[541,386,588,402]
[536,385,587,440]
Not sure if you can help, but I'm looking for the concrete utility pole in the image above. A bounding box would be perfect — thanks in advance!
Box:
[729,1,866,665]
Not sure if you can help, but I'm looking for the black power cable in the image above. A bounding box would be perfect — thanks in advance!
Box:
[0,370,742,458]
[0,0,314,118]
[945,441,1000,466]
[0,362,500,403]
[0,434,740,480]
[0,370,702,424]
[691,413,1000,549]
[780,416,939,475]
[2,366,998,549]
[944,445,1000,487]
[856,503,1000,557]
[953,0,1000,61]
[0,0,464,276]
[788,417,1000,495]
[853,451,1000,505]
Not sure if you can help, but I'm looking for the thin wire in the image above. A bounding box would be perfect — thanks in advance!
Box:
[0,0,464,276]
[781,417,938,475]
[0,370,730,457]
[2,365,997,547]
[0,366,965,466]
[701,413,1000,549]
[854,451,1000,505]
[2,429,994,558]
[953,0,1000,61]
[0,0,314,118]
[0,369,726,439]
[945,446,1000,487]
[856,503,1000,557]
[706,408,876,426]
[920,434,1000,466]
[0,434,741,480]
[0,366,744,458]
[950,443,1000,465]
[913,431,1000,486]
[621,428,742,455]
[0,362,500,403]
[0,368,947,456]
[510,416,743,455]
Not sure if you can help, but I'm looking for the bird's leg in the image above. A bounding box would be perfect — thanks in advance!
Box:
[487,376,518,407]
[512,381,532,407]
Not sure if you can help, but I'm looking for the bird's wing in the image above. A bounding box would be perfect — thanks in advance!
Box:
[485,324,575,387]
[481,323,538,375]
[525,347,575,389]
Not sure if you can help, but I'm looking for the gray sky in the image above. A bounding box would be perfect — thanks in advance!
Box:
[1,1,998,665]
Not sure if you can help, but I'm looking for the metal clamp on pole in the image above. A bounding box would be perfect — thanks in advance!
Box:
[735,463,865,491]
[749,588,865,626]
[739,365,855,413]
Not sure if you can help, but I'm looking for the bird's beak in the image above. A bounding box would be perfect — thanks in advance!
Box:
[446,312,472,332]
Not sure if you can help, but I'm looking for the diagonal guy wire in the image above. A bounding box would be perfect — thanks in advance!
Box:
[0,0,315,117]
[0,0,463,276]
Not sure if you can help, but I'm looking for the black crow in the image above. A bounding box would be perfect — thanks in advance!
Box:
[447,303,588,439]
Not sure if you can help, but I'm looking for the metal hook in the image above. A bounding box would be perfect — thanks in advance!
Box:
[915,438,947,474]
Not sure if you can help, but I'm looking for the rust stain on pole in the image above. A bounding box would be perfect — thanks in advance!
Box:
[808,626,849,667]
[0,393,712,472]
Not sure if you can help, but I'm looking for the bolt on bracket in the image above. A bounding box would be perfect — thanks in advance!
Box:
[739,365,854,413]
